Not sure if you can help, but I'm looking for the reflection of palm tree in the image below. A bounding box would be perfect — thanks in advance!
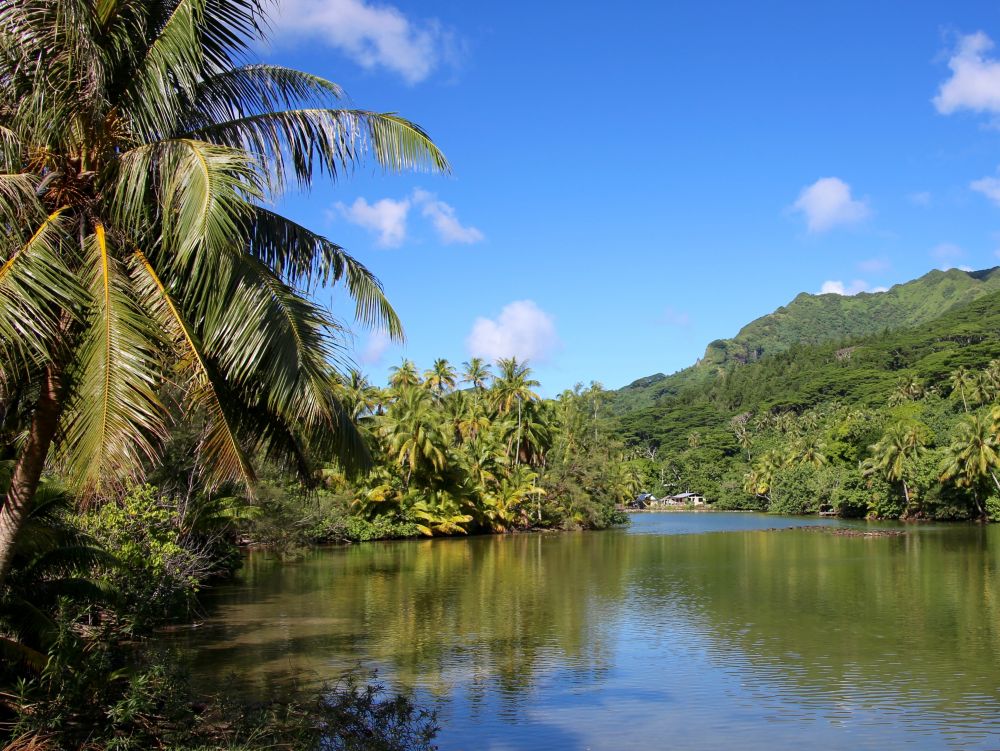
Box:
[0,0,447,579]
[865,423,927,512]
[941,414,1000,520]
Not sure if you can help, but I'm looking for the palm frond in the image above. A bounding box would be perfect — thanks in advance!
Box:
[187,109,449,191]
[115,138,263,276]
[123,0,265,140]
[189,64,345,127]
[131,249,256,490]
[0,209,78,367]
[248,207,402,337]
[59,226,166,495]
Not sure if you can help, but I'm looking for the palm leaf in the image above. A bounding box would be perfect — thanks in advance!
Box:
[0,208,78,367]
[59,225,166,495]
[131,249,256,490]
[187,109,449,191]
[248,207,403,337]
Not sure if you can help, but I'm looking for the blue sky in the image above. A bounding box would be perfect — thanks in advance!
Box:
[264,0,1000,395]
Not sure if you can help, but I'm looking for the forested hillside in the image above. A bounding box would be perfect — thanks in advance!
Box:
[613,267,1000,415]
[610,276,1000,521]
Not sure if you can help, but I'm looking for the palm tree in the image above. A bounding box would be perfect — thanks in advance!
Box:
[788,435,828,467]
[890,375,925,405]
[941,414,1000,520]
[423,358,457,398]
[950,367,975,412]
[0,0,448,580]
[462,357,493,392]
[970,372,995,407]
[865,422,928,512]
[388,359,422,391]
[379,387,448,489]
[985,359,1000,392]
[491,358,540,466]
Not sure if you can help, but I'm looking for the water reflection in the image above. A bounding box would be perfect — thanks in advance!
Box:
[175,515,1000,749]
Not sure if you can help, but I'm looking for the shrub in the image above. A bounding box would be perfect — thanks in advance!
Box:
[80,486,215,629]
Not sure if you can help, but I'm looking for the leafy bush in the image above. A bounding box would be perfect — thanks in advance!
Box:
[80,485,218,629]
[342,515,421,542]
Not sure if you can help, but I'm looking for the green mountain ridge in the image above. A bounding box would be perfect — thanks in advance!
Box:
[614,283,1000,455]
[614,266,1000,415]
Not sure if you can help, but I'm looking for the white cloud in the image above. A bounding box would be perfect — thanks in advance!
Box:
[858,256,890,273]
[870,286,889,293]
[412,189,484,244]
[908,191,932,206]
[659,307,691,327]
[792,177,871,232]
[819,279,872,296]
[272,0,456,84]
[933,32,1000,115]
[466,300,559,362]
[959,265,974,272]
[971,174,1000,206]
[359,330,393,365]
[930,242,966,269]
[333,196,410,247]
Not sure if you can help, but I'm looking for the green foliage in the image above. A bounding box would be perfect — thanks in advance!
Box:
[607,270,1000,522]
[80,485,228,630]
[614,267,1000,417]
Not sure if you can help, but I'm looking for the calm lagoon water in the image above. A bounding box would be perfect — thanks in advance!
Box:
[172,513,1000,750]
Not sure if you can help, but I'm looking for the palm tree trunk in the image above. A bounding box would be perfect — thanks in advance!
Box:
[902,480,911,514]
[0,366,63,584]
[515,397,522,468]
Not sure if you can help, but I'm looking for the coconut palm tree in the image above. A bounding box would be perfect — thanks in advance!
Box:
[462,357,493,392]
[940,414,1000,520]
[0,0,448,580]
[890,375,925,405]
[864,422,928,512]
[491,357,540,466]
[423,358,457,398]
[379,387,447,489]
[788,435,828,467]
[970,371,995,407]
[388,359,422,391]
[950,367,975,413]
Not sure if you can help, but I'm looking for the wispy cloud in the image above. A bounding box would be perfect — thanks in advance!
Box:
[272,0,460,84]
[933,32,1000,115]
[907,191,932,206]
[332,189,483,248]
[971,173,1000,206]
[858,256,891,273]
[819,279,876,296]
[792,177,871,233]
[930,242,966,269]
[412,189,484,244]
[359,330,394,365]
[333,196,411,247]
[659,307,691,327]
[466,300,559,362]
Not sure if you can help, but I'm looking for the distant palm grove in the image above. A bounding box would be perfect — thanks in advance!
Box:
[613,281,1000,523]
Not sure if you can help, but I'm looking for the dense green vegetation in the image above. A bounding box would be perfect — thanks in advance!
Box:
[612,284,1000,521]
[613,267,1000,415]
